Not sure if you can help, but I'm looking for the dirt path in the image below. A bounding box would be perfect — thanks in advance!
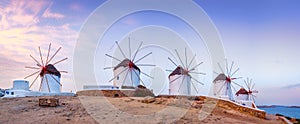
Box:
[0,96,283,124]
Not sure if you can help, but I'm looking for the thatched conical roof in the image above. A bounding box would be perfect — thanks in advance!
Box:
[113,59,140,72]
[40,64,61,78]
[235,88,249,96]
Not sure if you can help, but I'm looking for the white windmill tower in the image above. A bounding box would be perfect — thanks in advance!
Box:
[236,78,259,101]
[104,38,154,89]
[213,60,242,100]
[24,43,68,93]
[167,48,205,95]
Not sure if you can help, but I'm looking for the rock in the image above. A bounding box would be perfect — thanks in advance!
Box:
[124,98,134,102]
[141,96,155,103]
[39,98,59,107]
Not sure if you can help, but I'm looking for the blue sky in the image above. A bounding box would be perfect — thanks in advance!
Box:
[0,0,300,105]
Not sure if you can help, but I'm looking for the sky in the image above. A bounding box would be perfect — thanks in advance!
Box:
[0,0,300,105]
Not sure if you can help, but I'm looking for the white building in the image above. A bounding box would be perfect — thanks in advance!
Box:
[39,64,62,93]
[113,59,140,89]
[169,66,191,95]
[4,79,74,98]
[213,74,233,100]
[235,88,258,109]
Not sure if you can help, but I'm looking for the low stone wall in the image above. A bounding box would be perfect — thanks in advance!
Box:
[157,95,266,119]
[76,89,155,97]
[76,90,134,97]
[216,98,266,119]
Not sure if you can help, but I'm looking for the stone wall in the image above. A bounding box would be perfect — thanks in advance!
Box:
[158,95,266,119]
[76,89,154,97]
[76,90,134,97]
[216,98,266,119]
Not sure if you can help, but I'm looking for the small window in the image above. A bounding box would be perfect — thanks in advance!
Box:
[11,92,14,95]
[6,91,9,94]
[117,76,119,80]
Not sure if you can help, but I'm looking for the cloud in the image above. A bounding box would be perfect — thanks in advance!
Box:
[256,86,300,106]
[283,83,300,89]
[69,3,82,11]
[42,3,64,19]
[121,18,139,26]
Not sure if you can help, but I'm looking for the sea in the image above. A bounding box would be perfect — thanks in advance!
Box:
[259,106,300,119]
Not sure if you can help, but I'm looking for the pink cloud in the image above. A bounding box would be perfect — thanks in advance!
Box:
[42,3,64,19]
[122,18,139,26]
[69,3,82,11]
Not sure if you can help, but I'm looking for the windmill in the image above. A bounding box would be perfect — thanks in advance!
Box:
[167,48,205,95]
[213,59,242,100]
[236,78,258,102]
[104,38,155,89]
[24,43,68,93]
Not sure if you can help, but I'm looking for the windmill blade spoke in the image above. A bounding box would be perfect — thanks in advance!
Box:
[25,70,40,79]
[46,43,51,64]
[189,62,203,71]
[232,81,243,88]
[134,52,152,63]
[251,81,255,90]
[189,71,206,75]
[185,48,188,68]
[45,75,51,92]
[233,77,243,80]
[132,68,146,87]
[191,77,204,85]
[38,46,44,66]
[230,68,239,77]
[169,76,182,84]
[175,49,185,68]
[168,57,178,67]
[225,59,229,76]
[217,81,227,95]
[131,70,133,87]
[213,71,220,75]
[187,54,196,69]
[247,77,249,85]
[252,90,258,93]
[231,85,238,93]
[121,69,130,87]
[191,82,199,94]
[104,66,115,70]
[105,54,122,62]
[136,64,156,67]
[178,75,186,92]
[47,47,61,65]
[251,94,257,103]
[108,68,128,82]
[59,71,68,73]
[128,37,131,60]
[140,71,154,79]
[166,69,173,72]
[25,66,40,70]
[244,80,250,90]
[30,55,42,67]
[50,74,62,86]
[228,61,234,76]
[115,41,127,59]
[39,77,44,91]
[29,73,40,88]
[52,57,68,65]
[132,41,143,62]
[217,63,224,74]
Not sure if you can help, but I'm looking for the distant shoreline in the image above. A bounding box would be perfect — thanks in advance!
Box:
[257,105,300,108]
